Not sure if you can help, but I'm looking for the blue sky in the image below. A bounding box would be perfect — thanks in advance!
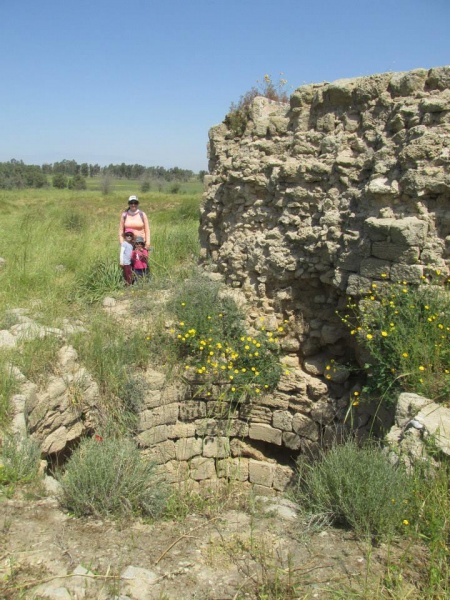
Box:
[1,0,448,172]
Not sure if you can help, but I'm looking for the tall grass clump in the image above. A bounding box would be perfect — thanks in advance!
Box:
[73,259,124,303]
[340,274,450,403]
[294,438,414,541]
[72,315,149,429]
[410,460,450,596]
[15,335,61,386]
[166,275,282,401]
[0,435,41,485]
[0,361,17,426]
[57,437,167,518]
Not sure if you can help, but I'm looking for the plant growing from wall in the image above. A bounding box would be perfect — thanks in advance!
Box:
[225,73,290,136]
[166,276,282,402]
[339,271,450,404]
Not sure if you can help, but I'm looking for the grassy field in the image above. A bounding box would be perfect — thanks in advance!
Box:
[0,184,202,318]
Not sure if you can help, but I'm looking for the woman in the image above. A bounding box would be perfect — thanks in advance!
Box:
[118,195,150,249]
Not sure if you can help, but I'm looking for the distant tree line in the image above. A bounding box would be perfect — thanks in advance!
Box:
[0,159,206,190]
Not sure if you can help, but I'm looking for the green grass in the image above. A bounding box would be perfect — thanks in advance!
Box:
[0,186,201,315]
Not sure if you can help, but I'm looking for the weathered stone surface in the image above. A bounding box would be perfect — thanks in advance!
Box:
[137,425,169,447]
[249,460,274,486]
[216,457,249,481]
[139,403,179,429]
[202,436,230,458]
[179,401,207,421]
[142,440,176,464]
[272,410,293,431]
[189,456,216,480]
[292,413,319,441]
[248,423,282,445]
[175,437,203,460]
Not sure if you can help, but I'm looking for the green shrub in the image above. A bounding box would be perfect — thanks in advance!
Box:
[57,437,167,518]
[68,174,87,190]
[52,173,68,189]
[341,275,450,403]
[0,435,41,485]
[294,438,414,541]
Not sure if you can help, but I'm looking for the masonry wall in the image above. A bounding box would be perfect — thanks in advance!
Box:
[200,66,450,392]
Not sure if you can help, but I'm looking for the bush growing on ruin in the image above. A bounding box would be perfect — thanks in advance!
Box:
[294,438,414,542]
[166,275,283,401]
[340,272,450,403]
[225,74,290,136]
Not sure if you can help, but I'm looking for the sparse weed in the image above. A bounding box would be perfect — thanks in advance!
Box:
[57,436,168,518]
[0,360,17,426]
[15,334,61,386]
[0,434,41,486]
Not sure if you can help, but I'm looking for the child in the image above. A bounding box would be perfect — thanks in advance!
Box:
[131,236,149,279]
[120,229,134,285]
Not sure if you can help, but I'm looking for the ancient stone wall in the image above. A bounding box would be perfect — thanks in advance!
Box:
[200,66,450,372]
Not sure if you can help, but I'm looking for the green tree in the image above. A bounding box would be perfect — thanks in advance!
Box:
[52,173,68,189]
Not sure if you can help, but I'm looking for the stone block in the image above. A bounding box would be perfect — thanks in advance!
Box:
[371,243,419,264]
[282,431,302,450]
[179,401,207,421]
[202,436,230,458]
[260,393,290,410]
[248,459,274,487]
[142,391,163,409]
[161,384,183,404]
[175,437,203,460]
[195,418,219,436]
[390,263,423,283]
[249,423,282,446]
[137,425,169,447]
[273,464,295,491]
[390,217,428,246]
[360,257,393,278]
[217,419,249,437]
[230,439,268,460]
[144,368,166,390]
[161,460,189,484]
[142,440,176,464]
[189,456,216,480]
[310,400,335,424]
[252,484,276,496]
[167,422,196,439]
[272,410,293,431]
[245,405,272,424]
[139,403,179,429]
[292,413,319,441]
[216,457,249,482]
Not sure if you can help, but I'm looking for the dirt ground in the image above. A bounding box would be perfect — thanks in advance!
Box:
[0,485,424,600]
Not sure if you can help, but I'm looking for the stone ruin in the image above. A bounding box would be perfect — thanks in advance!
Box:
[5,66,450,495]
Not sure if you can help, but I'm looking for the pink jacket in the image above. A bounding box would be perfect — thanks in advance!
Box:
[119,209,150,248]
